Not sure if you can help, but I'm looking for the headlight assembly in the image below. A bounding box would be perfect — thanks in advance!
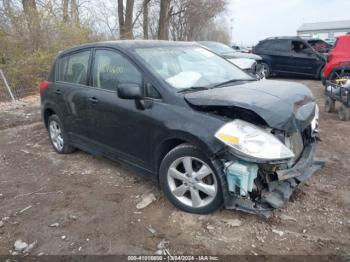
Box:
[215,120,294,161]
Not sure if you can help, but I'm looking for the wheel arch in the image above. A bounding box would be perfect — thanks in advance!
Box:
[154,132,219,180]
[43,107,56,129]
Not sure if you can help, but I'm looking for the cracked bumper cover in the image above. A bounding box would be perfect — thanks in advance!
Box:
[223,142,325,217]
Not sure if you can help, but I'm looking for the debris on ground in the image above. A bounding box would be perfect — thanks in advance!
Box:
[223,218,242,227]
[23,240,37,253]
[136,193,156,209]
[68,214,78,220]
[49,222,59,227]
[206,224,215,230]
[14,239,28,252]
[155,239,170,255]
[19,205,33,214]
[147,225,157,235]
[280,214,297,222]
[61,235,67,240]
[272,229,285,237]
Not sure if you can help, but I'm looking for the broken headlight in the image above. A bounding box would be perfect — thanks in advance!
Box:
[215,119,294,161]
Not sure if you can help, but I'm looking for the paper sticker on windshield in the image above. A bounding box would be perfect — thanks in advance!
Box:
[195,48,215,58]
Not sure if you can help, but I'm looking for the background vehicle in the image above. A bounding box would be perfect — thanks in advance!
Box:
[232,45,252,53]
[253,37,326,78]
[307,39,333,54]
[40,41,322,217]
[322,34,350,83]
[325,79,350,121]
[199,41,264,79]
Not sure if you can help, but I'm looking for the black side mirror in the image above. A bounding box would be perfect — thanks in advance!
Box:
[117,83,143,100]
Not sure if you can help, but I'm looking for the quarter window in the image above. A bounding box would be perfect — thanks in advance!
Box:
[57,51,90,84]
[92,50,142,91]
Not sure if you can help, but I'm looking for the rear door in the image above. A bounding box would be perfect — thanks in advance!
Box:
[265,39,292,73]
[55,49,92,142]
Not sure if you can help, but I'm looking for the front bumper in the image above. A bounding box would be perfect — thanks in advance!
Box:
[222,142,324,217]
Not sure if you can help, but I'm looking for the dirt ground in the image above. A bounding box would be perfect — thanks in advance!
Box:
[0,79,349,256]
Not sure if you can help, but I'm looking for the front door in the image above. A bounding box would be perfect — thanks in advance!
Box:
[86,48,156,170]
[288,40,320,76]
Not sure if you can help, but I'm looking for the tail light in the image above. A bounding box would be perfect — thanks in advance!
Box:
[39,80,50,94]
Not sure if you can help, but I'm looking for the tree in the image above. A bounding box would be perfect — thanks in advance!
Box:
[168,0,228,41]
[22,0,37,17]
[118,0,135,39]
[71,0,79,25]
[158,0,171,40]
[143,0,150,39]
[63,0,69,23]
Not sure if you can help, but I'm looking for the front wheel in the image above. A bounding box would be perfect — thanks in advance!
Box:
[159,144,223,214]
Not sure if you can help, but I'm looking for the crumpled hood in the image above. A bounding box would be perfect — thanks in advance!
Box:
[184,80,316,133]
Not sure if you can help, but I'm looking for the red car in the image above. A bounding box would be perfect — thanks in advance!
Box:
[322,34,350,83]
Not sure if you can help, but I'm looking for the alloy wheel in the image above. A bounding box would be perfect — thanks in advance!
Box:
[167,157,218,208]
[49,120,64,151]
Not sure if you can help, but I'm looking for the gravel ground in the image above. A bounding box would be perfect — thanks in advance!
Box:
[0,79,349,256]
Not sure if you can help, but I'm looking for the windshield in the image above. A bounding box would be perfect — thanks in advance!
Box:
[134,46,252,90]
[199,42,235,55]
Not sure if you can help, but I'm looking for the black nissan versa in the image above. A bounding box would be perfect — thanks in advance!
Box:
[40,40,324,217]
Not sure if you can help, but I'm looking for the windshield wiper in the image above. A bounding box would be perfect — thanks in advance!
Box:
[213,78,256,88]
[178,86,209,93]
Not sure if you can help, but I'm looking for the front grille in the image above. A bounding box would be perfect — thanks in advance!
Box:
[285,131,304,161]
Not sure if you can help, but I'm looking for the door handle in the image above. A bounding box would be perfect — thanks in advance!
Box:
[55,89,62,95]
[89,97,99,104]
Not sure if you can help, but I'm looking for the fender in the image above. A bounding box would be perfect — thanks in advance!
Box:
[154,130,224,174]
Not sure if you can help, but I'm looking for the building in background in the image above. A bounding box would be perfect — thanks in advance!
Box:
[297,20,350,42]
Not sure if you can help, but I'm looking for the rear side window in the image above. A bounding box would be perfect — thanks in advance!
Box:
[266,40,290,52]
[92,49,142,91]
[57,51,90,85]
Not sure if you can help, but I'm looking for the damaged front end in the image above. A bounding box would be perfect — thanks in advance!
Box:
[215,119,324,218]
[184,80,325,217]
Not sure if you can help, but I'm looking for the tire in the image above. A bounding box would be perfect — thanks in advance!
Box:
[325,97,336,113]
[260,62,271,78]
[338,104,350,121]
[47,114,75,154]
[159,144,223,214]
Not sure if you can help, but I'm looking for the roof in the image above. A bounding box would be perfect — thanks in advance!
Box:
[298,20,350,32]
[59,40,197,56]
[265,36,302,40]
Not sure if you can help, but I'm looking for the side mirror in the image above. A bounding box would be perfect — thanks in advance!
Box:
[117,83,143,100]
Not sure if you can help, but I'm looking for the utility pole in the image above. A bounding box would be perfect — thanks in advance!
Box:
[230,18,234,45]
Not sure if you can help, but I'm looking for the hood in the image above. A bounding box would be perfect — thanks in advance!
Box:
[222,51,262,61]
[228,58,256,70]
[184,80,316,133]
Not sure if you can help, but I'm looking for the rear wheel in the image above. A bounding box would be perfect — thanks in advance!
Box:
[48,114,75,154]
[338,104,350,121]
[159,144,223,214]
[325,97,336,113]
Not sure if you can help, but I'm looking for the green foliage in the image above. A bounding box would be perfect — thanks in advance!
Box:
[0,6,93,98]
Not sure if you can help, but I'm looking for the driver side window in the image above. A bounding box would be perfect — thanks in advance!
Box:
[92,49,142,91]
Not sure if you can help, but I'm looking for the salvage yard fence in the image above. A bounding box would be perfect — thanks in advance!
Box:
[0,69,15,102]
[0,69,37,103]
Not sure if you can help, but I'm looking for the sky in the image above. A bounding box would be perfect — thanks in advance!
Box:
[228,0,350,46]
